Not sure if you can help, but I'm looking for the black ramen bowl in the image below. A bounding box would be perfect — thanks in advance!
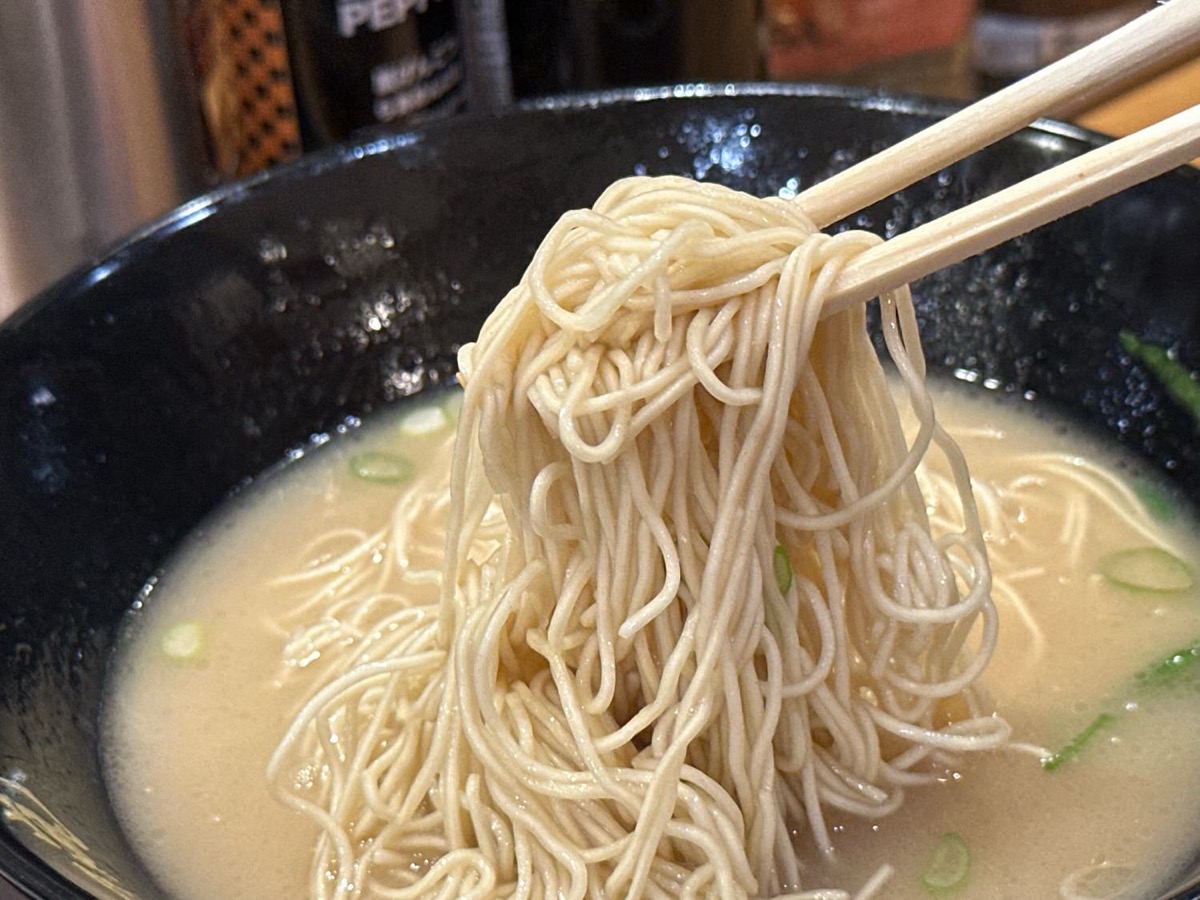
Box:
[1,84,1198,899]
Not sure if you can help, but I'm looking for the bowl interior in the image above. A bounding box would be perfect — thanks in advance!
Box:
[1,85,1199,898]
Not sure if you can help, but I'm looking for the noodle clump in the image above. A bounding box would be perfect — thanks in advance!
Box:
[268,176,1009,898]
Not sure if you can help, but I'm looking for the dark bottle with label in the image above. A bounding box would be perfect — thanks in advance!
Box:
[172,0,467,182]
[280,0,465,147]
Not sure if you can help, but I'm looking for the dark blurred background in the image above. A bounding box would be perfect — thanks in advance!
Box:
[1,0,1196,322]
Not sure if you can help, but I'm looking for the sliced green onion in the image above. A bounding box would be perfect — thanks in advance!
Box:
[920,832,970,894]
[161,621,204,660]
[1042,713,1115,772]
[1098,547,1194,594]
[1134,639,1200,688]
[350,452,414,484]
[398,405,449,436]
[1046,639,1200,772]
[1133,482,1177,521]
[773,545,793,595]
[1119,330,1200,424]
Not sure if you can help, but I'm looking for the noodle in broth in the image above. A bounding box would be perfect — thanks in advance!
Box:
[104,383,1200,900]
[268,176,1008,898]
[104,176,1200,900]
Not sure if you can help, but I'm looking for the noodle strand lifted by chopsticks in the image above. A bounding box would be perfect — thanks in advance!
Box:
[268,175,1008,899]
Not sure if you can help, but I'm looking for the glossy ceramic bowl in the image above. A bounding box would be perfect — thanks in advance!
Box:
[0,85,1198,899]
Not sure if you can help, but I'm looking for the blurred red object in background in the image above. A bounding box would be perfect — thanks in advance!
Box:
[765,0,974,80]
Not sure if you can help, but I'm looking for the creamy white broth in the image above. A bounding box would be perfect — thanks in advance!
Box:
[102,386,1200,899]
[102,394,461,900]
[801,387,1200,898]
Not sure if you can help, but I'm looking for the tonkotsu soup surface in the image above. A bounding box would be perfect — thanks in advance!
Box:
[102,385,1200,899]
[102,392,463,900]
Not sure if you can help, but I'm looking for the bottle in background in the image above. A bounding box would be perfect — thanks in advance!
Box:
[499,0,762,100]
[973,0,1150,92]
[177,0,466,181]
[281,0,465,145]
[501,0,573,98]
[456,0,513,112]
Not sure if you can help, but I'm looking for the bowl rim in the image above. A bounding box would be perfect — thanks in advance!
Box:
[5,80,1164,340]
[3,82,1199,900]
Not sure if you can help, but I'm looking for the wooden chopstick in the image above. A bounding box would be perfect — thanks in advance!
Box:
[796,0,1200,230]
[822,103,1200,315]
